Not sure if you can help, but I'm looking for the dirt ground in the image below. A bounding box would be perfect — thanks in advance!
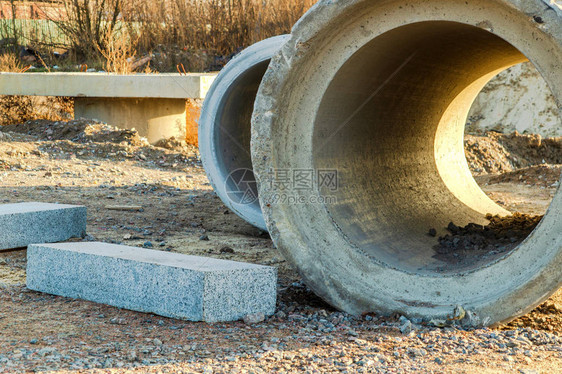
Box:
[0,120,561,373]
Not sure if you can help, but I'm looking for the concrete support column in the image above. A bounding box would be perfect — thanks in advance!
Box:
[74,97,187,144]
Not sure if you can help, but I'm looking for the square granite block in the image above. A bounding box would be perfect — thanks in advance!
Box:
[0,202,86,250]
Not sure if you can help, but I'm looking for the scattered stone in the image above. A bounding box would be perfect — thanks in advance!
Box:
[434,212,543,261]
[243,312,265,325]
[220,246,235,254]
[105,205,143,211]
[399,316,413,335]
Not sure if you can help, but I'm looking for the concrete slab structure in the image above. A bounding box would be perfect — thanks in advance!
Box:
[0,72,216,143]
[251,0,562,326]
[0,202,86,249]
[26,242,277,322]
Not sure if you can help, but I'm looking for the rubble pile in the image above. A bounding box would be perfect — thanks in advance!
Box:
[433,212,543,257]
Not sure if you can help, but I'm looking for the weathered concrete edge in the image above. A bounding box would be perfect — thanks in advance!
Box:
[199,35,289,231]
[0,73,217,99]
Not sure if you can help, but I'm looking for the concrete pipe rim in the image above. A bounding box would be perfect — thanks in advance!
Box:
[199,35,289,231]
[251,0,562,325]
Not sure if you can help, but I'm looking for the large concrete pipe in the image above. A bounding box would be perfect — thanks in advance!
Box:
[199,35,289,231]
[251,0,562,325]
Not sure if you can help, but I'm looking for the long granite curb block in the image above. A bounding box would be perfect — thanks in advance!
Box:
[27,242,277,322]
[0,202,86,250]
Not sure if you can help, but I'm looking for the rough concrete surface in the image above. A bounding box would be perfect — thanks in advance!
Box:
[26,242,277,323]
[0,202,86,249]
[251,0,562,325]
[199,35,289,231]
[74,97,187,144]
[0,72,217,144]
[0,72,216,99]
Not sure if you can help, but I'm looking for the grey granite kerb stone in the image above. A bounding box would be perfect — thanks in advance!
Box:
[0,202,86,250]
[26,242,277,323]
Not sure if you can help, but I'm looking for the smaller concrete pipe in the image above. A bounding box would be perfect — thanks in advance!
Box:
[252,0,562,325]
[199,35,289,231]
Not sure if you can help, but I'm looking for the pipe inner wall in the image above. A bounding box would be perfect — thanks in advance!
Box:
[251,0,562,324]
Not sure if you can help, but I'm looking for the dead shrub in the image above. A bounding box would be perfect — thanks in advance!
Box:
[49,0,123,61]
[0,51,24,72]
[98,27,138,74]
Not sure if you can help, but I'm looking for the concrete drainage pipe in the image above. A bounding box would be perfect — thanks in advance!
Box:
[199,35,289,231]
[251,0,562,325]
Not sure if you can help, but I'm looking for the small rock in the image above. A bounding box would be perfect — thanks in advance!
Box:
[399,316,413,334]
[128,351,138,362]
[243,313,265,324]
[38,347,57,357]
[220,246,235,254]
[110,317,127,325]
[199,234,209,241]
[450,305,466,321]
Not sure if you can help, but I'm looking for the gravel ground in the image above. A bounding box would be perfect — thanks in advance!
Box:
[0,121,560,373]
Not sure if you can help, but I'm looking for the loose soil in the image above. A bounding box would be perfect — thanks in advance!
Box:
[0,121,560,373]
[432,213,543,268]
[464,131,562,175]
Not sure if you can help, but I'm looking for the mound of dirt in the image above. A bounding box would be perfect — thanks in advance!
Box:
[0,119,200,170]
[2,119,144,146]
[465,131,562,175]
[153,136,193,153]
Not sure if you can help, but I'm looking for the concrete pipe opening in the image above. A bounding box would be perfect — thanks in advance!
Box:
[199,35,289,231]
[252,0,562,325]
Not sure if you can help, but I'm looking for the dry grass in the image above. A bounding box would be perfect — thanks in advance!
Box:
[0,51,32,126]
[0,51,24,72]
[1,0,315,72]
[0,0,313,125]
[124,0,315,55]
[51,0,123,60]
[97,27,138,74]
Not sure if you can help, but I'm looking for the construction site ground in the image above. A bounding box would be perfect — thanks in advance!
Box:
[0,120,560,373]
